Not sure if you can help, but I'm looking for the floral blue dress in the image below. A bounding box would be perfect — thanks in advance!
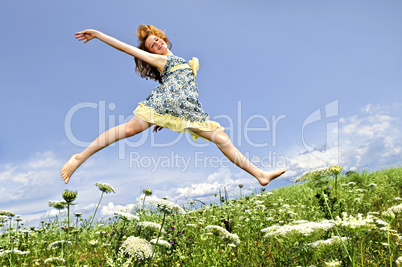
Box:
[133,54,223,141]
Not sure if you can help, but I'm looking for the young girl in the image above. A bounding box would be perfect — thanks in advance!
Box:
[61,24,285,185]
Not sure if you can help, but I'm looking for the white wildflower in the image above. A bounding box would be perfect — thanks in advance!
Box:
[138,221,165,233]
[228,243,237,247]
[115,211,140,221]
[387,204,402,214]
[356,189,364,193]
[120,236,153,260]
[205,225,240,244]
[266,192,273,195]
[148,197,186,215]
[347,182,356,186]
[95,182,115,193]
[354,198,361,203]
[307,236,348,248]
[396,256,402,266]
[368,183,377,187]
[0,249,30,257]
[44,257,66,264]
[394,197,402,201]
[261,220,334,237]
[48,240,72,250]
[88,240,99,246]
[335,213,375,231]
[325,259,342,266]
[255,200,264,205]
[150,238,171,248]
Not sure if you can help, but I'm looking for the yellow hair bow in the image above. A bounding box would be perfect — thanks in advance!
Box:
[189,57,199,77]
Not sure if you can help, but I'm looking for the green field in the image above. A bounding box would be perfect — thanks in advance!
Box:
[1,167,402,266]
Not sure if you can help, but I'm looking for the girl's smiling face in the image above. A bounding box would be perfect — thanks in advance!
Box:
[145,35,169,55]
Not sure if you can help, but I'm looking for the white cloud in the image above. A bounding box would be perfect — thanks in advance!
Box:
[286,102,402,177]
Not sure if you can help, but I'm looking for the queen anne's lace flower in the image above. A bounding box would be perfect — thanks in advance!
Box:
[205,225,240,244]
[387,204,402,214]
[95,182,115,193]
[48,240,72,250]
[307,236,348,248]
[396,256,402,266]
[120,236,153,260]
[150,238,171,248]
[0,249,30,257]
[138,221,165,233]
[148,197,186,215]
[115,212,140,221]
[44,257,66,264]
[335,213,375,231]
[261,220,334,237]
[325,259,342,267]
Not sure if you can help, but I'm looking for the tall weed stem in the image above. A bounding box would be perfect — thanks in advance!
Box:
[322,191,353,265]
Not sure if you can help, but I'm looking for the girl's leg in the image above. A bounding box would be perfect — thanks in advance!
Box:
[61,116,152,184]
[188,128,285,186]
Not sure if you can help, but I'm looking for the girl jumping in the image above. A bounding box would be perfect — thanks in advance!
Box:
[61,25,285,185]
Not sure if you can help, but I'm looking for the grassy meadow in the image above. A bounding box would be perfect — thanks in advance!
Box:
[1,167,402,266]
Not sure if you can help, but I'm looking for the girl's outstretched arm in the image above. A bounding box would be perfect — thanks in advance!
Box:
[75,29,166,71]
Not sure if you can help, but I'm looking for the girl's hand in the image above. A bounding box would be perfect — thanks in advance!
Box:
[153,125,163,133]
[75,29,98,43]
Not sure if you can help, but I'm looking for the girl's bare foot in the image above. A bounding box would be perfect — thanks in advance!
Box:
[257,170,285,186]
[60,154,82,184]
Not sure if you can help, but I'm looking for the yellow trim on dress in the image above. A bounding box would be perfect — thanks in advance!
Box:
[167,57,199,77]
[134,103,224,141]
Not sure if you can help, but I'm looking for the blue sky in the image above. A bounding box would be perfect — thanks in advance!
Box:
[1,1,401,225]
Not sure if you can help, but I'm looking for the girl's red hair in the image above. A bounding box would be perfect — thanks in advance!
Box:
[134,24,172,83]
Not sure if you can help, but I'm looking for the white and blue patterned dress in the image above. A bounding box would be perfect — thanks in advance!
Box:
[133,54,223,140]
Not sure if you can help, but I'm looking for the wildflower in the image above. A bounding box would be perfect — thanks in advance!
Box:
[347,182,356,186]
[205,225,240,244]
[382,210,395,223]
[396,256,402,266]
[74,212,82,217]
[150,238,171,248]
[88,240,98,246]
[148,197,186,215]
[95,182,116,194]
[0,215,8,221]
[62,189,77,204]
[44,257,66,264]
[368,183,377,187]
[335,213,375,231]
[0,210,14,217]
[228,243,237,247]
[115,211,140,221]
[48,240,72,250]
[143,188,152,196]
[49,200,66,210]
[356,189,364,193]
[255,200,264,205]
[138,221,165,233]
[387,204,402,214]
[394,197,402,201]
[354,198,361,203]
[325,259,342,266]
[120,236,153,260]
[0,249,30,257]
[328,186,332,189]
[266,192,273,195]
[307,236,348,248]
[261,220,334,237]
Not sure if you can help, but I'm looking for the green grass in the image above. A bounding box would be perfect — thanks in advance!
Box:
[1,167,402,266]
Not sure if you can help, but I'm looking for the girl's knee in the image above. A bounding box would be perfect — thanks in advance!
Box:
[211,130,231,146]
